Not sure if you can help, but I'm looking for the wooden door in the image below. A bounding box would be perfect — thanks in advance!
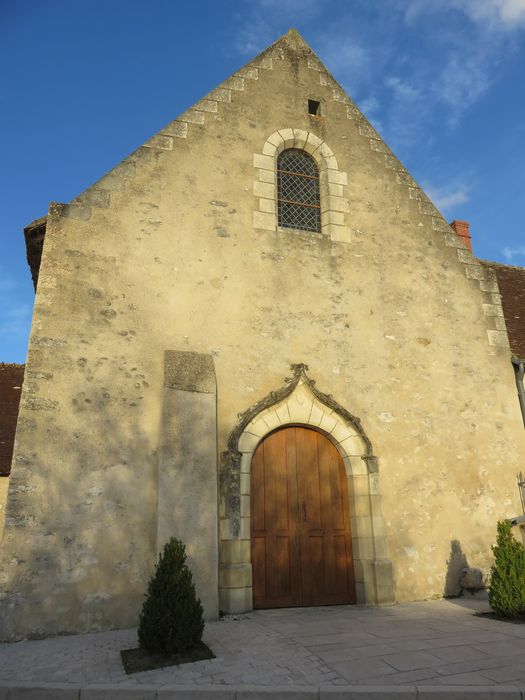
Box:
[251,426,356,608]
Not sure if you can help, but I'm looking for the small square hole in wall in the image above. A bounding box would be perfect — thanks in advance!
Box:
[308,99,321,116]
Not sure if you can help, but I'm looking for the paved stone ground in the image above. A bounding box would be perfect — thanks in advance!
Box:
[2,597,525,697]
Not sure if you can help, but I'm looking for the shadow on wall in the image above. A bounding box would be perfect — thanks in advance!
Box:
[444,539,468,597]
[0,356,169,641]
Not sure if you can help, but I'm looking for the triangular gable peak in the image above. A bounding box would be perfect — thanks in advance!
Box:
[28,30,506,350]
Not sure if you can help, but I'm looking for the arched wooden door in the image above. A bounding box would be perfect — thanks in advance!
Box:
[251,426,356,608]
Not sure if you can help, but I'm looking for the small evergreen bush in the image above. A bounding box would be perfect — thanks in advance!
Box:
[138,538,204,653]
[488,520,525,618]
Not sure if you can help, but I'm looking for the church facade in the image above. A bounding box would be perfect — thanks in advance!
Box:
[1,30,525,641]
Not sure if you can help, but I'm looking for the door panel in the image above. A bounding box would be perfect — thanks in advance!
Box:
[251,426,356,608]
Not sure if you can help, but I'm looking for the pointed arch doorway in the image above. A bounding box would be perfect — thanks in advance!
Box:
[251,425,356,608]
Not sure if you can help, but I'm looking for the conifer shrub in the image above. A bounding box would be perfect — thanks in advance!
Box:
[488,520,525,618]
[138,537,204,653]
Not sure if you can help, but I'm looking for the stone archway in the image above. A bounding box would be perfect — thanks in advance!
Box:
[253,129,350,242]
[218,364,395,613]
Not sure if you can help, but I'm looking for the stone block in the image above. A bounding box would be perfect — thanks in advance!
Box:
[465,264,487,281]
[163,121,188,139]
[338,433,365,457]
[179,109,205,124]
[164,350,215,393]
[408,187,423,201]
[396,171,417,187]
[241,494,250,517]
[292,128,308,149]
[262,141,278,156]
[351,516,374,538]
[143,134,173,150]
[261,409,281,430]
[194,99,218,113]
[308,402,324,427]
[237,67,258,79]
[321,210,345,226]
[259,198,276,215]
[322,155,338,170]
[258,169,274,183]
[208,87,231,102]
[358,122,380,139]
[329,421,354,444]
[223,76,244,91]
[419,201,439,216]
[457,249,473,263]
[305,132,323,152]
[240,472,250,495]
[267,131,283,147]
[238,431,260,453]
[257,56,273,70]
[252,211,276,231]
[352,495,373,519]
[348,474,370,496]
[240,453,251,473]
[443,232,464,248]
[321,196,349,213]
[487,330,509,347]
[278,128,295,149]
[274,401,291,424]
[483,303,503,317]
[218,585,252,613]
[326,169,348,185]
[219,539,250,564]
[370,140,390,154]
[353,536,375,559]
[253,181,275,199]
[219,562,252,588]
[253,153,274,171]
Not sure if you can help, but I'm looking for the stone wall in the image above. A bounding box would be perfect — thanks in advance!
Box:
[1,30,524,640]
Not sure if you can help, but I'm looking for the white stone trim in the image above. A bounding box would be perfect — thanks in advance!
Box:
[218,378,393,612]
[253,130,350,242]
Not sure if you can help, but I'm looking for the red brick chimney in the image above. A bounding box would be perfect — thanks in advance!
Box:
[450,220,472,253]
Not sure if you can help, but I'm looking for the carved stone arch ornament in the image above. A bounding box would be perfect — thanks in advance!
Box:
[218,364,395,613]
[253,129,351,242]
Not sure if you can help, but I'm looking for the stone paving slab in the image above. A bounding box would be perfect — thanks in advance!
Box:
[1,599,525,697]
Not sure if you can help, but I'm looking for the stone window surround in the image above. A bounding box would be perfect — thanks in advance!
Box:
[218,373,394,614]
[253,129,350,243]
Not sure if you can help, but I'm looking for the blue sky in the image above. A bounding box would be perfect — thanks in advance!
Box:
[1,0,525,362]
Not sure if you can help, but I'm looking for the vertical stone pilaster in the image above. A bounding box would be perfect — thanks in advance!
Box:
[157,350,218,619]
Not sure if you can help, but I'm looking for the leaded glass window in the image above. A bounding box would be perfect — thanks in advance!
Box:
[277,149,321,233]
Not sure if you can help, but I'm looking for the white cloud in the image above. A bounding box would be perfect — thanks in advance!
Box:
[425,184,471,212]
[502,245,525,261]
[462,0,525,29]
[433,52,492,116]
[404,0,525,30]
[385,76,421,101]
